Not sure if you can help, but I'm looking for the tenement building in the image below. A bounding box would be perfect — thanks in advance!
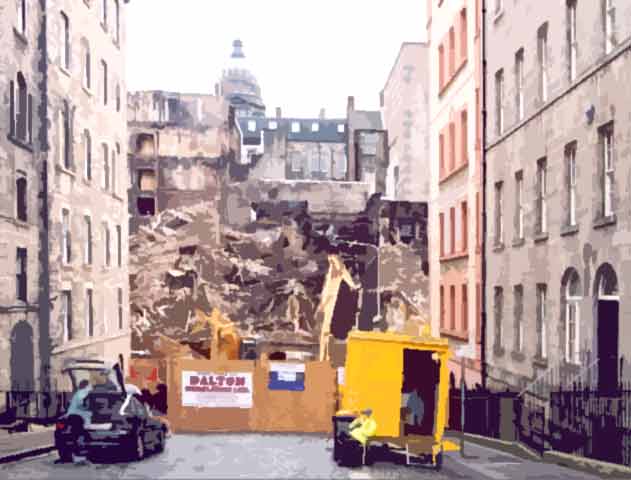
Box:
[485,0,631,395]
[381,42,430,202]
[427,0,483,387]
[0,0,131,393]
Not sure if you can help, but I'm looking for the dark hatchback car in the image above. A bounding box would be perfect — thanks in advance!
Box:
[55,359,168,462]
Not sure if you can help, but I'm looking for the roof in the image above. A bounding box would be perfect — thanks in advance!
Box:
[346,330,450,351]
[238,117,348,144]
[349,110,383,130]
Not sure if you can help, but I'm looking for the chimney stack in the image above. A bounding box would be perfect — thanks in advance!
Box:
[276,107,282,119]
[214,83,219,97]
[347,96,355,112]
[319,108,326,119]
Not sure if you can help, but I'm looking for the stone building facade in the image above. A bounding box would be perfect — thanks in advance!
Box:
[427,0,482,387]
[485,0,631,394]
[381,42,431,202]
[0,0,131,392]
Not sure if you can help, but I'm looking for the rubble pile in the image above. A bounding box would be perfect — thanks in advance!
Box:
[129,202,332,355]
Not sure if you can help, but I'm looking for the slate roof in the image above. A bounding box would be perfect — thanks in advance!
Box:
[238,117,348,144]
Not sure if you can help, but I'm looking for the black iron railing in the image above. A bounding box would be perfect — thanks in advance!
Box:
[0,390,71,425]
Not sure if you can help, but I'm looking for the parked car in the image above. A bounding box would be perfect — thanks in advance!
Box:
[54,358,168,462]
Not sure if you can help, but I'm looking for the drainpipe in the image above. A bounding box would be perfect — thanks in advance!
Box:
[481,0,488,390]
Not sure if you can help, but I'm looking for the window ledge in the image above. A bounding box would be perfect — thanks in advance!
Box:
[534,232,549,243]
[59,65,71,78]
[533,356,548,369]
[439,60,467,97]
[82,85,94,97]
[511,351,526,362]
[439,251,469,263]
[493,9,505,24]
[440,329,469,342]
[13,27,28,45]
[560,224,579,237]
[593,214,617,229]
[7,134,34,152]
[493,345,505,357]
[439,161,468,185]
[512,237,525,248]
[101,22,108,33]
[493,242,505,253]
[113,193,125,203]
[83,0,91,7]
[56,164,76,177]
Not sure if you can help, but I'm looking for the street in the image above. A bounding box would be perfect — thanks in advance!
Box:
[0,433,602,479]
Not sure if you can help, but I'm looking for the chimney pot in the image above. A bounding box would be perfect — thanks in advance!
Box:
[347,96,355,112]
[319,108,326,119]
[276,107,282,119]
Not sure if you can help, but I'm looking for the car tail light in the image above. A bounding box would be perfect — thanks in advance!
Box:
[56,422,65,430]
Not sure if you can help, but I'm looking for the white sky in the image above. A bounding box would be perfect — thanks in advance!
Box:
[125,0,427,118]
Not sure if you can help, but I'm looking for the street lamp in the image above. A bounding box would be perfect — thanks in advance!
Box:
[334,239,381,326]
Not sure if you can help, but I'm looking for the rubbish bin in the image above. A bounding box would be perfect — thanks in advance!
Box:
[332,413,357,463]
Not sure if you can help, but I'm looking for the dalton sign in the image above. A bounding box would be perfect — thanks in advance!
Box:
[181,371,253,408]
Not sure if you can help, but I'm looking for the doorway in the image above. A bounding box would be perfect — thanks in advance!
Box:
[401,349,439,436]
[597,299,619,393]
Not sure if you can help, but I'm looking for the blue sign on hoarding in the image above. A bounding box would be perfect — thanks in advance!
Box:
[268,363,305,391]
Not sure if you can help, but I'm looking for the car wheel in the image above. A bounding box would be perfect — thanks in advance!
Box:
[133,432,145,461]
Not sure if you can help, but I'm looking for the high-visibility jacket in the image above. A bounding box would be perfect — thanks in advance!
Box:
[349,416,377,446]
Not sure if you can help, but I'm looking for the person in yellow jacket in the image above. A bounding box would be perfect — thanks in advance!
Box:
[348,408,377,446]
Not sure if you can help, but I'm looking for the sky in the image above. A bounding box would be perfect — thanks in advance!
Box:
[125,0,427,119]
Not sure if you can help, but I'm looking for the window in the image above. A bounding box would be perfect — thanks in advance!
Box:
[439,212,445,256]
[16,174,27,222]
[439,132,445,176]
[290,152,301,172]
[515,49,524,121]
[450,285,456,331]
[495,0,503,15]
[61,101,71,169]
[514,285,524,353]
[605,0,615,54]
[438,44,445,89]
[475,88,480,150]
[84,216,92,265]
[291,122,300,133]
[137,169,156,191]
[515,171,524,239]
[111,148,117,194]
[116,85,121,112]
[114,0,120,44]
[61,12,70,71]
[118,288,123,330]
[449,122,455,171]
[104,224,111,267]
[311,122,319,132]
[101,0,107,28]
[440,286,445,329]
[320,149,330,173]
[101,60,108,105]
[495,69,504,135]
[85,289,94,337]
[460,8,467,61]
[84,130,92,181]
[536,284,547,359]
[462,284,468,333]
[13,73,32,143]
[494,287,503,350]
[537,158,547,234]
[337,124,345,133]
[568,1,577,81]
[268,120,277,130]
[116,225,122,267]
[566,143,577,226]
[476,283,481,342]
[450,206,456,254]
[62,290,73,342]
[600,123,614,217]
[461,109,468,166]
[83,42,91,89]
[247,120,256,132]
[102,144,109,190]
[62,208,71,264]
[495,182,503,245]
[461,201,468,252]
[17,0,26,35]
[16,248,27,302]
[476,191,481,248]
[448,27,455,76]
[538,24,549,103]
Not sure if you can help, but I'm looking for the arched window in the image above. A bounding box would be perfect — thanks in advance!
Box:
[82,40,91,90]
[16,174,27,222]
[111,147,117,194]
[16,73,29,142]
[116,84,121,112]
[60,100,71,169]
[84,130,92,181]
[102,143,109,190]
[562,268,582,365]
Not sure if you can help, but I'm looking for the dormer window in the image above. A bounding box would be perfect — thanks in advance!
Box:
[268,121,277,130]
[247,120,256,132]
[337,124,345,133]
[291,122,300,133]
[311,122,319,132]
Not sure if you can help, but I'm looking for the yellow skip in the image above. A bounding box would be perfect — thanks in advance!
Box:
[442,440,461,452]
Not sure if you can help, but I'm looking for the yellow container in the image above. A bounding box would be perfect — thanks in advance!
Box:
[338,330,452,457]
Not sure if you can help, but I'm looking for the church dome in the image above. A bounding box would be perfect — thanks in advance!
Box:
[220,39,265,116]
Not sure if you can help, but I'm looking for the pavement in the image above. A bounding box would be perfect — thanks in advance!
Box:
[0,433,607,479]
[0,428,55,464]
